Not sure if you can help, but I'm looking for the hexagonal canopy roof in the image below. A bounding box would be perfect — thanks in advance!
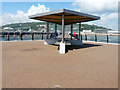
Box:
[29,9,100,25]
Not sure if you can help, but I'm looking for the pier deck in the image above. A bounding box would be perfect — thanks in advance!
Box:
[2,41,118,88]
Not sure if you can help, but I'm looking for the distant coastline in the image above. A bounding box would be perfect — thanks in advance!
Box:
[0,22,119,44]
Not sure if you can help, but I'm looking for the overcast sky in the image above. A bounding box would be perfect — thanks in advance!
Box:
[1,0,119,30]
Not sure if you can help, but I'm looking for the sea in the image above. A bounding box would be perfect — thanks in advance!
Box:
[0,34,120,44]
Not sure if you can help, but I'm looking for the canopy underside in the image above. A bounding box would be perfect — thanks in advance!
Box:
[29,9,100,25]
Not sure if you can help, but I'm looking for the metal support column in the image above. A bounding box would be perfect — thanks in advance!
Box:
[46,22,49,39]
[55,24,57,38]
[71,24,73,40]
[62,14,65,43]
[107,35,109,43]
[78,22,81,40]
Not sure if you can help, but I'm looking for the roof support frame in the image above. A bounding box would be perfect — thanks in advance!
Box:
[46,22,49,39]
[71,24,73,40]
[55,24,57,39]
[78,22,81,40]
[62,13,65,43]
[33,17,94,21]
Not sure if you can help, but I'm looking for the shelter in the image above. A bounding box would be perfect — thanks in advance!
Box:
[29,9,100,54]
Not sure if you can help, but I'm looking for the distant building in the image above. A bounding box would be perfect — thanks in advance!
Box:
[3,27,13,30]
[22,27,29,29]
[39,25,46,28]
[94,29,108,34]
[82,30,92,33]
[108,30,120,34]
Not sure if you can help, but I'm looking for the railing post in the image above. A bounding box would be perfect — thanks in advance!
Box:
[85,34,87,41]
[8,32,9,41]
[42,33,43,40]
[20,33,23,40]
[107,35,109,43]
[14,32,15,40]
[95,35,97,42]
[81,34,82,40]
[32,33,34,40]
